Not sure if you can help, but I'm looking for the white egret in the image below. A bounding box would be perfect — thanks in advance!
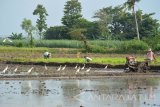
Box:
[44,64,48,70]
[62,65,66,70]
[85,67,91,73]
[2,66,8,73]
[104,65,108,69]
[27,67,34,74]
[81,64,85,70]
[57,65,62,71]
[75,66,80,74]
[75,64,78,69]
[14,67,18,72]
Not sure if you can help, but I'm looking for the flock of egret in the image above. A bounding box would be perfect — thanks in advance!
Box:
[0,64,109,75]
[56,64,93,74]
[0,66,35,74]
[0,53,108,75]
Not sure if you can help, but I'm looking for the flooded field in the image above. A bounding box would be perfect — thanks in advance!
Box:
[0,77,160,107]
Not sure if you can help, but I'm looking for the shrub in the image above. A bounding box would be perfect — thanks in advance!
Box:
[86,45,107,53]
[16,42,23,47]
[119,40,149,53]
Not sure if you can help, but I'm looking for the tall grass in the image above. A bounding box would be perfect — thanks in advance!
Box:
[0,46,81,54]
[35,40,84,48]
[0,39,149,53]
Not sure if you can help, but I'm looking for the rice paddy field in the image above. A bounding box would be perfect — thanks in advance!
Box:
[0,46,160,65]
[0,44,160,107]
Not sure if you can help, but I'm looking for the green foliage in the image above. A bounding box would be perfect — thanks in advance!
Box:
[33,4,48,39]
[0,40,150,53]
[62,0,82,28]
[35,40,83,48]
[86,45,107,53]
[143,33,160,50]
[21,18,36,47]
[10,33,24,40]
[69,28,86,40]
[68,28,89,51]
[15,42,24,47]
[75,18,100,39]
[123,0,141,11]
[119,40,148,53]
[44,26,69,39]
[21,18,35,36]
[93,5,160,41]
[94,6,113,39]
[155,44,160,51]
[123,0,141,40]
[140,13,160,39]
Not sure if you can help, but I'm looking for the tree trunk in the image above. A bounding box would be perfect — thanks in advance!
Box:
[133,7,140,40]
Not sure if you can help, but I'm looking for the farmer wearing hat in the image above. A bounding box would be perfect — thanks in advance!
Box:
[43,51,51,59]
[146,48,156,62]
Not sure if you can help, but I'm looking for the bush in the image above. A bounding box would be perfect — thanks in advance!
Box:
[84,45,107,53]
[16,42,23,47]
[119,40,149,53]
[154,44,160,51]
[35,40,83,48]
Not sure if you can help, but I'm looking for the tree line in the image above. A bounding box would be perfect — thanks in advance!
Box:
[10,0,160,48]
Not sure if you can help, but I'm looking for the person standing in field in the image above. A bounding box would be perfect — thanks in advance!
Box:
[146,48,156,62]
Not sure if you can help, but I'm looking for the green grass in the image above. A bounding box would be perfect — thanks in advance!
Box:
[0,46,80,54]
[3,57,160,65]
[2,57,125,65]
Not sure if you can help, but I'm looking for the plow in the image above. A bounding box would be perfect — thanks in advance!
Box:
[124,59,150,73]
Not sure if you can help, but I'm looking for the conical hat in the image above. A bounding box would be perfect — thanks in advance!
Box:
[148,48,152,51]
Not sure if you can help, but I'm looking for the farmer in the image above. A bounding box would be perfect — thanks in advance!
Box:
[146,48,156,62]
[43,51,51,59]
[125,56,136,66]
[84,56,92,62]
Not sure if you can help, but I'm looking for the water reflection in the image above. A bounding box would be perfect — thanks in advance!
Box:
[0,77,160,107]
[21,81,32,95]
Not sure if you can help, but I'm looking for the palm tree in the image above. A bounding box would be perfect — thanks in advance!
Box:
[124,0,141,40]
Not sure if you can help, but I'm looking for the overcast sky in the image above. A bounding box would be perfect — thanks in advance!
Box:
[0,0,159,37]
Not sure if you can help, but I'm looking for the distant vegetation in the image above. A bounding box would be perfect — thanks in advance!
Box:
[0,39,149,54]
[1,0,160,54]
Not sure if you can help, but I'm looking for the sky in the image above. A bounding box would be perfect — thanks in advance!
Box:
[0,0,159,37]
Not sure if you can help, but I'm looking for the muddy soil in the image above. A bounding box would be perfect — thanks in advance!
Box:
[0,61,160,79]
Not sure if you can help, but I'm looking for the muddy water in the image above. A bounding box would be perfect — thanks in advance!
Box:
[0,77,160,107]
